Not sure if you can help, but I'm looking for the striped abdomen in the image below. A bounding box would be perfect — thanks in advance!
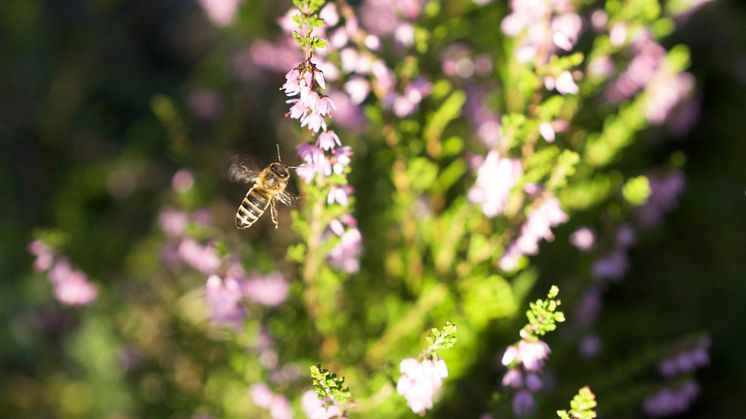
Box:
[236,186,271,229]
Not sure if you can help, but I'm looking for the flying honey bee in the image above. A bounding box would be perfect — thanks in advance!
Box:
[230,146,298,230]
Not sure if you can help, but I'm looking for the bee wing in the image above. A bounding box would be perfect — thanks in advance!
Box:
[228,157,259,184]
[277,190,299,207]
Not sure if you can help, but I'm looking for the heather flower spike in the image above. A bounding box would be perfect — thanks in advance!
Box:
[501,287,565,417]
[397,322,458,415]
[309,365,351,418]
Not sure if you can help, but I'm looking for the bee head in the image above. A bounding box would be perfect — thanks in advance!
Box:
[270,162,289,179]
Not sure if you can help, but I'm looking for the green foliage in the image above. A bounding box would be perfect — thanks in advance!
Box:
[521,286,566,340]
[310,365,351,408]
[425,321,458,355]
[557,386,598,419]
[622,176,652,206]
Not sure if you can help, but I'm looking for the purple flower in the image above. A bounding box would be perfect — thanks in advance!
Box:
[637,171,685,228]
[242,272,289,307]
[643,381,700,417]
[591,250,628,281]
[327,185,353,206]
[578,334,602,358]
[574,288,602,326]
[468,151,523,217]
[397,357,449,416]
[205,275,246,329]
[512,390,535,417]
[501,340,551,372]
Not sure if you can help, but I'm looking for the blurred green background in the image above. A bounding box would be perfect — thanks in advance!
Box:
[1,0,745,417]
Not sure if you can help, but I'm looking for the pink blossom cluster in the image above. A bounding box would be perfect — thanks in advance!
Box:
[642,381,700,417]
[301,390,344,419]
[204,268,290,330]
[442,44,494,80]
[659,337,710,378]
[280,3,363,275]
[569,226,596,252]
[499,196,568,271]
[468,151,523,218]
[637,171,686,228]
[198,0,244,27]
[249,384,293,419]
[396,357,449,416]
[327,215,363,274]
[500,339,552,416]
[158,207,220,274]
[501,0,583,63]
[604,31,667,102]
[28,240,97,306]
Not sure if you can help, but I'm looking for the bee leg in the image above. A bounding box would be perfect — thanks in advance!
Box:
[270,200,279,229]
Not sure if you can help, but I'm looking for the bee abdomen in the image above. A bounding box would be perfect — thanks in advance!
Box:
[236,187,271,229]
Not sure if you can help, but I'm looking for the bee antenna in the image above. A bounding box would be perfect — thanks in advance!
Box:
[276,144,282,163]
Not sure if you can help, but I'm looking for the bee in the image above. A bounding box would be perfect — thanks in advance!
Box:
[230,146,297,229]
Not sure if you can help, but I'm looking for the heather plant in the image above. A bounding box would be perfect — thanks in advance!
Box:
[5,0,734,417]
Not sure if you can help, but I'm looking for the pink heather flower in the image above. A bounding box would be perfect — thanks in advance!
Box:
[395,23,415,47]
[397,358,449,416]
[588,56,615,79]
[327,227,362,273]
[319,3,339,27]
[178,239,221,274]
[569,227,595,251]
[158,208,189,238]
[198,0,244,26]
[331,147,352,174]
[249,384,293,419]
[242,272,289,307]
[517,340,551,371]
[501,368,523,388]
[512,390,536,417]
[605,37,666,102]
[317,130,342,151]
[48,260,97,306]
[551,13,582,51]
[28,240,54,272]
[498,243,522,271]
[301,390,343,419]
[539,122,556,142]
[327,185,352,206]
[555,71,579,95]
[327,91,366,132]
[282,68,302,96]
[468,151,523,217]
[507,197,568,260]
[645,71,694,124]
[502,340,551,372]
[609,23,627,46]
[205,275,246,329]
[591,250,628,281]
[344,78,371,104]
